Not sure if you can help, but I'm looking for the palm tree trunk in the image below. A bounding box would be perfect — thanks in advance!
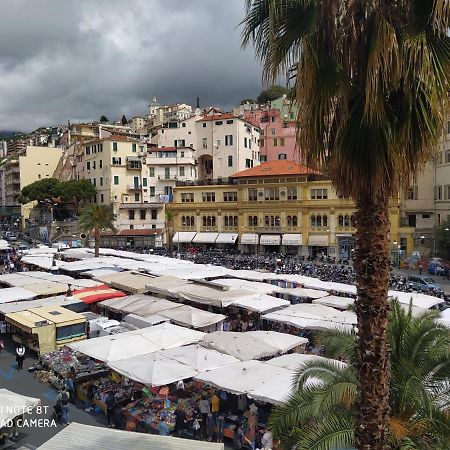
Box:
[353,193,391,450]
[94,228,99,257]
[167,226,174,256]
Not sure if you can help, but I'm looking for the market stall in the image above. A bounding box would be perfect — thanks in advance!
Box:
[93,271,156,294]
[36,422,224,449]
[201,331,308,360]
[158,305,226,332]
[5,305,86,354]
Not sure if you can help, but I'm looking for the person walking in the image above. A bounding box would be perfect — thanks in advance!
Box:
[174,405,186,437]
[0,338,4,355]
[261,427,273,450]
[198,395,210,438]
[84,381,96,412]
[15,345,25,371]
[105,391,116,428]
[216,412,225,443]
[233,423,252,449]
[206,412,215,442]
[57,387,70,425]
[65,375,75,404]
[158,416,170,436]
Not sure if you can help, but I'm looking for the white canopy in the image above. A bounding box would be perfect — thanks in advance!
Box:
[282,234,303,246]
[173,231,197,243]
[69,323,204,362]
[108,352,198,386]
[201,331,307,360]
[313,295,355,310]
[308,235,329,246]
[231,294,290,313]
[94,271,155,294]
[0,389,40,423]
[260,235,281,246]
[267,353,348,371]
[159,305,226,329]
[0,295,82,315]
[0,287,36,304]
[37,422,224,450]
[388,290,445,309]
[215,233,238,244]
[279,287,329,299]
[192,232,219,243]
[240,233,258,245]
[212,278,284,295]
[195,360,295,404]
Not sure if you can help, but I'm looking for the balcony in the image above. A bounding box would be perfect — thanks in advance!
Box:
[176,178,237,187]
[127,184,142,190]
[119,202,164,209]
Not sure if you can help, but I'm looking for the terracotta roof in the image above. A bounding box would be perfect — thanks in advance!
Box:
[198,113,236,122]
[100,229,163,237]
[231,160,320,178]
[108,135,140,142]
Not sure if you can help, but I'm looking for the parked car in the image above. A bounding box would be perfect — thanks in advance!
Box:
[51,242,70,251]
[407,275,444,294]
[4,232,17,242]
[16,244,29,256]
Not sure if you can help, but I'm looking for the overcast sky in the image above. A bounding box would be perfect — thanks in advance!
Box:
[0,0,262,132]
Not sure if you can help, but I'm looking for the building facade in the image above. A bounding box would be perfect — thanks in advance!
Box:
[400,101,450,253]
[172,160,414,258]
[78,136,165,246]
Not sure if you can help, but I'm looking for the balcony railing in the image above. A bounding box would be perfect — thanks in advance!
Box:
[176,178,237,187]
[127,184,142,190]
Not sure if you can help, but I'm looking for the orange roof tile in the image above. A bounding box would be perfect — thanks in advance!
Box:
[231,160,320,178]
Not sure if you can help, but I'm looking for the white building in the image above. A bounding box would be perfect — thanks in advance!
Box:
[129,117,147,133]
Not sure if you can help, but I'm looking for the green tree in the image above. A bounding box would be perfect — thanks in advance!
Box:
[164,208,174,256]
[435,219,450,260]
[18,178,61,204]
[240,98,256,105]
[58,179,97,214]
[121,115,128,125]
[79,204,116,257]
[100,115,109,123]
[242,2,450,448]
[269,301,450,450]
[256,85,289,104]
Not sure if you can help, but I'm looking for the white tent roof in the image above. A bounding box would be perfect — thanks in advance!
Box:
[0,389,40,423]
[162,344,239,372]
[0,295,82,315]
[212,278,284,295]
[195,360,295,404]
[263,312,354,331]
[178,284,256,307]
[0,287,36,304]
[278,287,329,299]
[267,353,348,371]
[313,295,355,310]
[230,294,290,313]
[94,270,155,294]
[108,352,198,386]
[69,323,204,362]
[159,305,226,329]
[201,331,307,360]
[388,290,445,309]
[37,422,224,450]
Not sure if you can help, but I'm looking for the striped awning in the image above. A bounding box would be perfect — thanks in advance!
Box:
[72,284,127,305]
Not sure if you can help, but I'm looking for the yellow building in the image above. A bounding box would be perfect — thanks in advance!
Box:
[172,160,414,258]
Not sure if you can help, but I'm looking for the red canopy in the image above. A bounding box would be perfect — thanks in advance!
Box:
[72,284,127,304]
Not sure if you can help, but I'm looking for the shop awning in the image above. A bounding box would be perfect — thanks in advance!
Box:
[173,231,196,243]
[192,232,219,243]
[282,233,303,246]
[240,233,258,245]
[308,235,329,246]
[260,235,281,246]
[215,233,238,244]
[72,284,127,304]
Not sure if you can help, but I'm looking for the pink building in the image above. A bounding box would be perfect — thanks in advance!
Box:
[243,108,300,163]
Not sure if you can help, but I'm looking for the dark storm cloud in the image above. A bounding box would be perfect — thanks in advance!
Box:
[0,0,262,131]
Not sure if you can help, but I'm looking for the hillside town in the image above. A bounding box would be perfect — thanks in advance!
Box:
[0,2,449,450]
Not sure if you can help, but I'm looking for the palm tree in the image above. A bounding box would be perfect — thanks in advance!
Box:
[242,2,450,448]
[79,204,116,257]
[164,207,174,256]
[269,301,450,449]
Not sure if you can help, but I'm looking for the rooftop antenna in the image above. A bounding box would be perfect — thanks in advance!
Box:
[196,96,200,108]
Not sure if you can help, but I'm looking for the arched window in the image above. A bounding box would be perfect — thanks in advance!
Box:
[350,214,356,227]
[316,215,322,227]
[186,216,191,226]
[344,215,350,226]
[322,215,328,227]
[275,215,281,226]
[191,216,195,226]
[287,215,292,225]
[203,216,207,227]
[278,153,287,160]
[181,216,186,226]
[224,216,229,227]
[265,215,270,226]
[338,215,344,226]
[292,216,298,226]
[233,216,238,227]
[311,215,316,227]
